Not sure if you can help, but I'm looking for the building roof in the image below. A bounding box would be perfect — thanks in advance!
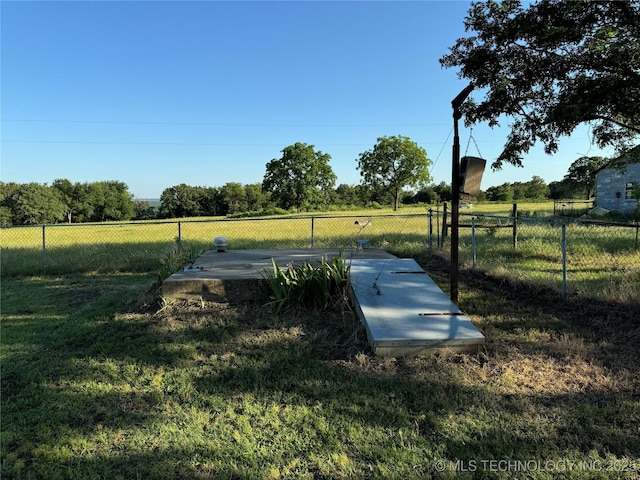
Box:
[595,144,640,174]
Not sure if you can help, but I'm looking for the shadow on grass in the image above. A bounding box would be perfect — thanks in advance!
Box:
[0,232,430,278]
[2,262,639,479]
[0,241,182,277]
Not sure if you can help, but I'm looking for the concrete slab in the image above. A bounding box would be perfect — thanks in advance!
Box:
[162,248,396,302]
[350,258,485,357]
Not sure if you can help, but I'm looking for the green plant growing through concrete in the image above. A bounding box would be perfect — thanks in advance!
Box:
[263,253,350,313]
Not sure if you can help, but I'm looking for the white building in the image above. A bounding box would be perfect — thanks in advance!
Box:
[594,148,640,215]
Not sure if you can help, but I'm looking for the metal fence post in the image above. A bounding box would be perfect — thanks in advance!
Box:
[472,217,477,268]
[42,224,47,272]
[442,202,448,239]
[311,217,315,248]
[561,223,567,297]
[436,204,441,249]
[512,203,518,249]
[177,221,181,242]
[428,209,433,250]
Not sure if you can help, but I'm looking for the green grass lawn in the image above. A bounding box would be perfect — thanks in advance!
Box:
[2,253,638,479]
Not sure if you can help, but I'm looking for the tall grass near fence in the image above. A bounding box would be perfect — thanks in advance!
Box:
[563,223,640,303]
[450,215,640,305]
[461,217,567,290]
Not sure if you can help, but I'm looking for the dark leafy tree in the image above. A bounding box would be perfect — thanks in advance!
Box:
[51,179,98,223]
[525,175,550,199]
[474,190,488,202]
[401,190,418,205]
[199,187,223,216]
[87,181,135,222]
[52,178,77,223]
[548,180,578,200]
[509,176,549,200]
[356,135,432,211]
[564,156,609,199]
[221,182,248,215]
[3,180,134,224]
[410,185,438,204]
[0,182,20,203]
[244,183,270,212]
[486,183,515,202]
[69,183,96,222]
[335,184,364,207]
[0,182,19,225]
[440,0,640,168]
[262,143,336,213]
[362,183,395,207]
[133,200,156,220]
[159,183,203,218]
[511,181,528,200]
[433,181,453,203]
[0,206,11,226]
[9,183,66,225]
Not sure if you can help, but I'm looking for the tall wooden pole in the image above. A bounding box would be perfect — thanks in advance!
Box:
[450,84,474,305]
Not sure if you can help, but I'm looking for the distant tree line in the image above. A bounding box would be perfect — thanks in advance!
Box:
[0,180,136,226]
[0,139,613,226]
[158,182,271,218]
[158,137,431,218]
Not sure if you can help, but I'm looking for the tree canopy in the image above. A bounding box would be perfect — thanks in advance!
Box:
[8,183,66,225]
[563,156,609,200]
[160,183,204,218]
[440,0,640,169]
[262,143,336,213]
[0,180,136,225]
[87,181,135,222]
[356,135,431,211]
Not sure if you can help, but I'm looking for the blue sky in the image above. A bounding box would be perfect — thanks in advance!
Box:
[1,0,615,199]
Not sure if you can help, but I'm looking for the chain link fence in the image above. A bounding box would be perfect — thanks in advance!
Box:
[444,213,640,305]
[0,214,430,277]
[2,210,638,305]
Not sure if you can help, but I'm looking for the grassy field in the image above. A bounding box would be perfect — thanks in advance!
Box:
[0,212,433,277]
[2,251,638,479]
[2,201,637,304]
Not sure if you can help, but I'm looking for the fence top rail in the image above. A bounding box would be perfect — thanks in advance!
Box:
[554,199,594,204]
[0,212,433,230]
[0,220,186,229]
[458,212,639,228]
[2,211,636,230]
[290,212,429,220]
[460,213,515,221]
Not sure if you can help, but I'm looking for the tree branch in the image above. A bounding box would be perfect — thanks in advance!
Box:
[593,115,640,134]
